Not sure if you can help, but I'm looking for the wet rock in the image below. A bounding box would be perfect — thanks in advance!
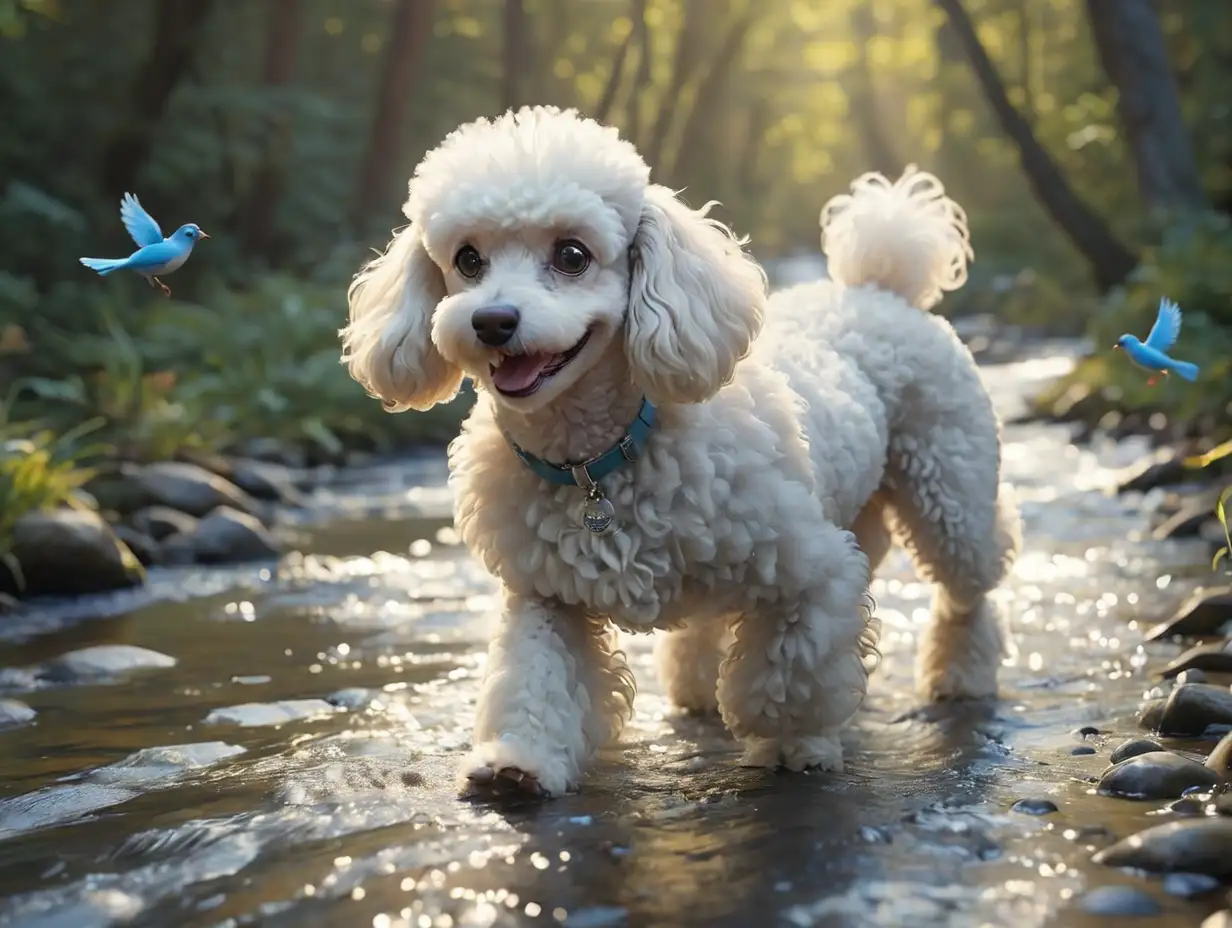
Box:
[82,467,150,514]
[1079,885,1161,916]
[1206,731,1232,775]
[126,461,263,519]
[327,687,381,710]
[2,510,144,598]
[1112,738,1164,764]
[1157,684,1232,736]
[1116,448,1187,495]
[1153,502,1218,540]
[1177,669,1209,685]
[1010,798,1058,815]
[1092,818,1232,877]
[1145,588,1232,642]
[128,505,198,542]
[1074,725,1101,738]
[203,699,338,727]
[164,506,282,565]
[1097,751,1224,799]
[111,524,160,567]
[1161,642,1232,679]
[91,742,246,785]
[1070,745,1097,756]
[1215,794,1232,816]
[40,645,176,682]
[1168,797,1206,816]
[229,458,306,506]
[0,699,35,729]
[1139,699,1166,731]
[231,436,307,470]
[1163,872,1221,897]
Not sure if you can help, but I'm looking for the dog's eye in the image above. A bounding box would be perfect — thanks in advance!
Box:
[551,240,591,277]
[454,245,484,279]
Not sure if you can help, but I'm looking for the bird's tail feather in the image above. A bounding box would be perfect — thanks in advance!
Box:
[79,256,126,276]
[1170,359,1200,382]
[820,165,973,311]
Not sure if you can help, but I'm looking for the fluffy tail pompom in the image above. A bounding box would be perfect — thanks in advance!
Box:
[820,165,972,311]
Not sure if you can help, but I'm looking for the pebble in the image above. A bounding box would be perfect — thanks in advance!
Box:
[1010,798,1057,815]
[1139,699,1166,731]
[1144,587,1232,642]
[1156,683,1232,736]
[40,646,177,683]
[1177,669,1209,685]
[1079,885,1161,916]
[1074,726,1101,738]
[1214,794,1232,816]
[1161,642,1232,680]
[1111,738,1164,764]
[1208,731,1232,775]
[1092,818,1232,877]
[1162,872,1221,897]
[1168,797,1206,816]
[1097,751,1225,799]
[1070,745,1097,756]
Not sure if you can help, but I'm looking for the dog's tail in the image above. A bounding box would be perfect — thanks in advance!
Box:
[820,165,972,311]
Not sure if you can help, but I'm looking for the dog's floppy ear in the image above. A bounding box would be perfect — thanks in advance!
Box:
[624,185,767,404]
[341,222,463,412]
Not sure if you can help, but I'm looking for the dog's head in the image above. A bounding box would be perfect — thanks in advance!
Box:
[341,106,767,413]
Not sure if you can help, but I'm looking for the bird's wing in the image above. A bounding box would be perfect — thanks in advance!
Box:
[119,193,164,247]
[1145,297,1183,352]
[125,241,181,270]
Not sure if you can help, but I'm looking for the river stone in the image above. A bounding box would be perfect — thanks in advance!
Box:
[229,458,306,506]
[1161,641,1232,679]
[1092,818,1232,877]
[1139,699,1166,731]
[5,510,145,597]
[1157,684,1232,736]
[1145,588,1232,642]
[1206,731,1232,775]
[1079,885,1161,916]
[128,505,198,541]
[1097,751,1224,799]
[170,506,282,565]
[126,461,263,519]
[1177,669,1209,685]
[1010,798,1058,815]
[1116,448,1186,495]
[40,645,176,682]
[203,699,337,727]
[1162,872,1221,897]
[0,699,35,729]
[111,524,160,567]
[1111,738,1164,764]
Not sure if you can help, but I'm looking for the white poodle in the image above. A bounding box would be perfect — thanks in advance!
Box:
[341,106,1021,799]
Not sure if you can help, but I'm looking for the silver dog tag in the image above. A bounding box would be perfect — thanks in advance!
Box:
[581,486,616,535]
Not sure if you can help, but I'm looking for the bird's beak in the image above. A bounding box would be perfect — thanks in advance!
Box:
[198,231,210,240]
[1111,344,1119,350]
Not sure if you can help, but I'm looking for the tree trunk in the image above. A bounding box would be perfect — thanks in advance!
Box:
[100,0,215,198]
[240,0,304,260]
[934,0,1138,291]
[847,5,904,178]
[594,0,642,124]
[643,0,706,168]
[353,0,434,228]
[625,0,652,147]
[1085,0,1207,213]
[669,9,754,183]
[501,0,528,112]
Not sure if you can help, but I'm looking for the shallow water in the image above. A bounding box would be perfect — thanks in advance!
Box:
[0,343,1225,928]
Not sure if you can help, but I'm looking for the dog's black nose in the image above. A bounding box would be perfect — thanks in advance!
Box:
[471,305,520,347]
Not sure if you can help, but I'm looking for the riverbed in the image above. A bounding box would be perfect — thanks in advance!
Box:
[0,343,1224,928]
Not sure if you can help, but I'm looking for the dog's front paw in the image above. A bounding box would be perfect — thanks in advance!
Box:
[458,738,574,800]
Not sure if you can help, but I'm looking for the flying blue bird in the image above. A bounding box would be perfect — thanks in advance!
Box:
[79,193,209,297]
[1113,297,1200,387]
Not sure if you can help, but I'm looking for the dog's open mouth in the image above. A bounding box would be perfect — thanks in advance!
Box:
[490,330,592,397]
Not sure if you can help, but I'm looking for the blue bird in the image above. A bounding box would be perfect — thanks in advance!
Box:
[79,193,209,297]
[1113,297,1200,387]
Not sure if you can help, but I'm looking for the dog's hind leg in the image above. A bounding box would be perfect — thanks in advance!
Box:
[654,617,730,715]
[851,491,893,576]
[882,421,1022,701]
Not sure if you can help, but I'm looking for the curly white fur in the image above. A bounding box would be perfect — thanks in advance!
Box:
[342,108,1021,798]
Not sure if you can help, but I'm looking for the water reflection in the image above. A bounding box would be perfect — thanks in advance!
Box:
[0,344,1224,927]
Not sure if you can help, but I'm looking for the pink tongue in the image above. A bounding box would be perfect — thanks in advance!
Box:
[492,352,555,392]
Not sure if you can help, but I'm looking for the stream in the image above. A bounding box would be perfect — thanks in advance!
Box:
[0,342,1224,928]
